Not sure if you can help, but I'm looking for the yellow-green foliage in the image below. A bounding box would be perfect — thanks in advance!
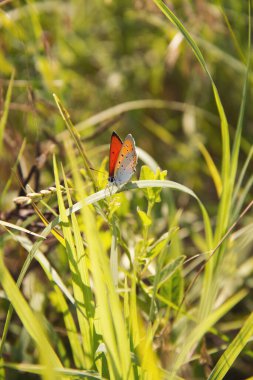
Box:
[0,1,252,380]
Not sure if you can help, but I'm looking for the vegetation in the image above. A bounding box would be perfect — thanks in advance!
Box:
[0,1,252,379]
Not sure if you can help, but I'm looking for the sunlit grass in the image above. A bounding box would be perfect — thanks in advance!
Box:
[0,1,252,379]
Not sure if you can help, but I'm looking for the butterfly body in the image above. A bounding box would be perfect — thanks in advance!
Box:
[108,131,137,186]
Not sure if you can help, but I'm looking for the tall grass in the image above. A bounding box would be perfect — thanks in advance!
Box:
[0,1,252,379]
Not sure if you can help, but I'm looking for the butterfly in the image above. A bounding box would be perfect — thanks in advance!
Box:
[108,131,137,186]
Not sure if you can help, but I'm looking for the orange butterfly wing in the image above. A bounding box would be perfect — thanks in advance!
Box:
[109,131,123,178]
[113,134,137,185]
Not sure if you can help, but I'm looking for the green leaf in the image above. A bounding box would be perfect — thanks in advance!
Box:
[147,231,172,260]
[208,312,253,380]
[156,256,186,290]
[137,207,152,227]
[140,166,167,203]
[169,269,184,306]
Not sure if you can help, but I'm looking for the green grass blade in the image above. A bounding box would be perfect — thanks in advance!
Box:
[63,140,127,379]
[0,355,5,380]
[10,233,75,305]
[0,223,53,355]
[72,99,182,134]
[0,249,63,370]
[63,139,135,377]
[232,145,253,206]
[69,179,213,251]
[0,138,26,207]
[208,312,253,380]
[136,316,162,379]
[171,290,247,377]
[4,231,85,367]
[1,177,212,368]
[199,1,252,320]
[82,205,133,379]
[53,156,94,368]
[198,142,222,197]
[148,0,250,320]
[33,238,86,368]
[219,5,246,63]
[143,116,175,145]
[26,179,212,264]
[51,286,86,368]
[230,2,251,193]
[129,272,139,348]
[3,363,101,379]
[152,0,231,188]
[152,0,208,73]
[150,255,185,321]
[62,166,95,367]
[0,220,45,239]
[232,175,253,221]
[53,94,97,191]
[211,83,230,193]
[65,99,218,141]
[149,2,230,190]
[0,70,15,151]
[195,35,248,76]
[151,0,233,246]
[110,217,119,287]
[0,207,65,351]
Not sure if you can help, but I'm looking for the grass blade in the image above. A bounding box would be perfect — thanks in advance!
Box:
[53,156,95,368]
[171,290,247,377]
[198,142,222,198]
[208,312,253,380]
[53,93,97,191]
[151,0,233,320]
[230,1,251,201]
[0,220,45,239]
[3,363,101,379]
[232,145,253,207]
[4,230,85,368]
[0,249,63,370]
[83,205,130,378]
[0,70,15,151]
[0,138,26,207]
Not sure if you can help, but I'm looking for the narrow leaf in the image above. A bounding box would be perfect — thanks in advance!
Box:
[208,312,253,380]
